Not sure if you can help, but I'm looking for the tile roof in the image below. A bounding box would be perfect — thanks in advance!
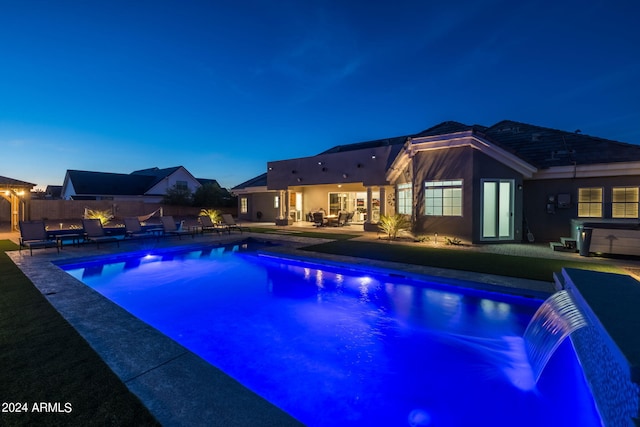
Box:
[67,170,156,195]
[131,166,182,187]
[233,119,640,189]
[318,135,408,154]
[196,178,222,189]
[412,120,488,138]
[482,120,640,169]
[232,172,267,190]
[0,175,36,187]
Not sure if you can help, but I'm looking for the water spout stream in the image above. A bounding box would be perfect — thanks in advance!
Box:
[523,290,587,382]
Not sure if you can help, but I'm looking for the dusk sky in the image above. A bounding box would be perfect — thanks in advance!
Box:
[1,0,639,191]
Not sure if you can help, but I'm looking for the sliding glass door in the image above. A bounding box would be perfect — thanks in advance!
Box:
[481,179,514,240]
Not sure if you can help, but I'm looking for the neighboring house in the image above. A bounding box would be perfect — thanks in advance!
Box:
[45,185,63,199]
[233,120,640,244]
[61,166,205,203]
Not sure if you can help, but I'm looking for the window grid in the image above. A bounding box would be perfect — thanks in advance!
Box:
[577,188,603,218]
[397,183,412,215]
[425,180,463,216]
[240,197,248,214]
[612,187,639,218]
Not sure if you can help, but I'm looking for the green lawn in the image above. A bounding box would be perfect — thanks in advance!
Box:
[0,240,159,427]
[300,239,626,282]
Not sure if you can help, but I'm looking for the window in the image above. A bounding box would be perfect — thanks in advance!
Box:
[425,180,462,216]
[240,197,248,214]
[274,195,279,209]
[612,187,639,218]
[397,183,412,215]
[578,188,603,218]
[176,180,188,191]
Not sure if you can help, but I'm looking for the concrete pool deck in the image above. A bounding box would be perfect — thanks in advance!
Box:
[4,227,640,425]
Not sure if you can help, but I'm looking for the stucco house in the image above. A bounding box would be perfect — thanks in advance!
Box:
[61,166,216,203]
[233,120,640,246]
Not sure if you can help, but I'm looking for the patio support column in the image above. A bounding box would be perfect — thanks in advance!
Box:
[278,190,285,219]
[379,186,386,218]
[365,186,373,225]
[285,189,290,222]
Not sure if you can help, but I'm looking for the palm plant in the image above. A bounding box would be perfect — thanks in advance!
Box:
[200,208,222,224]
[84,208,113,225]
[378,213,411,240]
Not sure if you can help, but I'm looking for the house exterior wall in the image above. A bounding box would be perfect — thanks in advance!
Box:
[410,147,523,243]
[473,150,524,243]
[523,175,640,242]
[411,146,475,241]
[237,192,278,222]
[61,179,76,200]
[267,145,397,190]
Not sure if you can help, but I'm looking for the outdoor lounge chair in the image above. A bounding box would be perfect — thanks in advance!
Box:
[82,218,120,248]
[18,220,60,255]
[199,215,221,235]
[221,214,249,234]
[160,216,194,239]
[124,217,160,240]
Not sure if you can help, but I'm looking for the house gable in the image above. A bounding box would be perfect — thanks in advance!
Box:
[387,130,537,183]
[144,166,201,196]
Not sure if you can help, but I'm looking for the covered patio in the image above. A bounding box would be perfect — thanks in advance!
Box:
[0,176,35,232]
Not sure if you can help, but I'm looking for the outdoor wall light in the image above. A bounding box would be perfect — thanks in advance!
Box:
[342,173,348,178]
[268,167,273,171]
[297,177,302,182]
[318,161,323,165]
[371,155,376,159]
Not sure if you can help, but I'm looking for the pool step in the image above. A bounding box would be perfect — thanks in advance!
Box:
[550,238,578,252]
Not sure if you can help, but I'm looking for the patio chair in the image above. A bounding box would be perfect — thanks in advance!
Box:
[82,219,120,248]
[221,214,249,233]
[312,212,327,227]
[199,215,221,235]
[18,220,60,255]
[333,211,349,227]
[345,212,354,225]
[124,217,160,240]
[160,216,194,239]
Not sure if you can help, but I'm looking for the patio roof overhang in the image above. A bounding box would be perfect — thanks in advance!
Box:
[0,176,36,231]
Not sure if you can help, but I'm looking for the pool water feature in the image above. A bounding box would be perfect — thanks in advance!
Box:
[59,243,602,426]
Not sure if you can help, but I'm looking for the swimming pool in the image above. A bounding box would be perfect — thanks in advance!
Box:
[59,243,602,426]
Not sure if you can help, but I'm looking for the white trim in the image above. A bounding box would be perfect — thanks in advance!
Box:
[531,161,640,180]
[386,132,537,181]
[232,186,272,195]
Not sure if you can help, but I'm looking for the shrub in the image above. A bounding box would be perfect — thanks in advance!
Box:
[378,214,411,240]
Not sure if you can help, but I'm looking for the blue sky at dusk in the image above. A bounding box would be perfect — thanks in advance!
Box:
[1,0,639,190]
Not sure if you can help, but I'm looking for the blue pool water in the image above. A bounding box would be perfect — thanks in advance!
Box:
[59,243,602,426]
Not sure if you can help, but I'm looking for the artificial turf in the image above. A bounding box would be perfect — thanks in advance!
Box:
[0,240,159,426]
[300,239,626,282]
